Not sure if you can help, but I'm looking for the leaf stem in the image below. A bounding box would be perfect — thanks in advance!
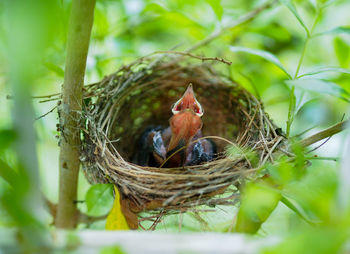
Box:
[294,9,321,79]
[289,8,322,135]
[286,86,296,138]
[294,39,309,79]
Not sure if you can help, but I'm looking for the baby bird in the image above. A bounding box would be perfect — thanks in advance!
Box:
[133,84,216,167]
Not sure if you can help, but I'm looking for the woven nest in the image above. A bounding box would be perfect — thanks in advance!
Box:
[80,53,286,229]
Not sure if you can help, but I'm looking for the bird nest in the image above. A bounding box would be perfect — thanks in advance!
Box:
[80,53,286,229]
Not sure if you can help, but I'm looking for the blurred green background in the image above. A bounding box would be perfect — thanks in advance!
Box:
[0,0,350,252]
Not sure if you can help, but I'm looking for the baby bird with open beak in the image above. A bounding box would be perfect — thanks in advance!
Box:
[133,84,216,167]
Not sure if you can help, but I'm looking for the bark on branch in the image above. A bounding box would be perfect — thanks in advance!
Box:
[56,0,96,229]
[300,120,349,147]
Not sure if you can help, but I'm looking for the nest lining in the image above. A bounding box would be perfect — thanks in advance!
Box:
[80,53,286,227]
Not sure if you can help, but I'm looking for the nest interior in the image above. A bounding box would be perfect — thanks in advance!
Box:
[80,54,285,228]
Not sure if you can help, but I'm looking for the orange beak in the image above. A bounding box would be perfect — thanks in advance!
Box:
[171,84,203,117]
[167,84,204,161]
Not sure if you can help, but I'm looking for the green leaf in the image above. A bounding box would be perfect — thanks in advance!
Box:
[293,88,316,115]
[283,166,338,220]
[0,129,16,153]
[279,0,309,36]
[0,159,18,187]
[263,227,347,254]
[143,3,167,14]
[43,62,64,77]
[334,37,350,68]
[100,246,127,254]
[86,184,114,216]
[230,46,292,79]
[94,4,109,40]
[285,79,350,102]
[205,0,223,20]
[281,196,320,224]
[235,182,281,234]
[314,26,350,37]
[298,67,350,78]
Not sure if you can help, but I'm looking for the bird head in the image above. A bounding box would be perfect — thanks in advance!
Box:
[167,84,204,155]
[171,83,204,117]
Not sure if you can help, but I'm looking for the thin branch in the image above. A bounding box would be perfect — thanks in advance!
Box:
[186,0,278,52]
[6,93,61,100]
[299,120,349,147]
[153,51,232,65]
[34,105,58,121]
[78,212,108,225]
[306,136,331,154]
[305,156,339,162]
[44,196,107,225]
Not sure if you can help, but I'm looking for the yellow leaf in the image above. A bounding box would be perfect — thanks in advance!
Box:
[105,186,130,230]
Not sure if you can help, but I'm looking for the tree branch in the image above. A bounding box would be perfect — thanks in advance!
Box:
[186,0,278,53]
[299,120,349,147]
[45,197,107,226]
[56,0,96,229]
[153,51,232,65]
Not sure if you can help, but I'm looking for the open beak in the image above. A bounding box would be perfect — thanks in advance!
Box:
[171,84,203,117]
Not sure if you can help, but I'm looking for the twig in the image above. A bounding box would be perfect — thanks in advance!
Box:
[78,213,108,225]
[261,136,283,165]
[186,0,278,52]
[6,93,61,100]
[34,105,58,121]
[44,196,107,225]
[299,120,349,147]
[306,136,331,154]
[293,124,318,138]
[305,156,339,162]
[179,212,183,232]
[153,51,232,65]
[149,212,163,231]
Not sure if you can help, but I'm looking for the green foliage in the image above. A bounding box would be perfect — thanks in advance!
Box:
[263,226,348,254]
[297,67,350,78]
[0,129,16,153]
[235,141,309,234]
[315,26,350,37]
[100,246,127,254]
[235,181,281,234]
[0,0,350,252]
[283,165,338,221]
[286,86,296,137]
[86,184,114,216]
[334,37,350,68]
[205,0,223,20]
[286,79,350,102]
[43,62,65,77]
[264,164,350,254]
[279,0,309,36]
[230,46,292,79]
